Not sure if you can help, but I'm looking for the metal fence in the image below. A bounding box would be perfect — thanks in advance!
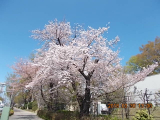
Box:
[102,88,160,120]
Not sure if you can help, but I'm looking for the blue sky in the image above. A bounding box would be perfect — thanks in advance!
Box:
[0,0,160,83]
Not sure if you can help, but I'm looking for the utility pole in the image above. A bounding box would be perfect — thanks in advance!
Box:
[0,83,6,93]
[0,83,6,103]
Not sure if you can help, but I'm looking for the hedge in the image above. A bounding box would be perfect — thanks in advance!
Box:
[37,110,121,120]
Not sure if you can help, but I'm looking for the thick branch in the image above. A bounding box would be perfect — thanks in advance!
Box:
[57,37,63,46]
[82,56,88,72]
[40,84,48,104]
[88,69,95,79]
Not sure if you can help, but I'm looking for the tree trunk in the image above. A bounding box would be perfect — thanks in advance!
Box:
[78,87,90,117]
[77,78,91,118]
[72,68,94,118]
[40,83,56,112]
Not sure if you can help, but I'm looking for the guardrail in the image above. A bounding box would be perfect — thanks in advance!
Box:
[0,107,10,120]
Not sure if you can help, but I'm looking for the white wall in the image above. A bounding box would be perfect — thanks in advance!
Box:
[129,74,160,105]
[133,74,160,93]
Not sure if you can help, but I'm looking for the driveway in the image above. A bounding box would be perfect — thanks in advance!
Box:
[9,107,44,120]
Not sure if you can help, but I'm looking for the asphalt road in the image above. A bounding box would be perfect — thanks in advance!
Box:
[9,108,44,120]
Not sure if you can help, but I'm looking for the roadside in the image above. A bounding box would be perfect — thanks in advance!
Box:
[9,107,43,120]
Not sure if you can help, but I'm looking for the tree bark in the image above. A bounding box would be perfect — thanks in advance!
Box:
[78,88,91,117]
[77,75,91,117]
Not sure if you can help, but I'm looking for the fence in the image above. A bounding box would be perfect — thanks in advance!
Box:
[100,88,160,120]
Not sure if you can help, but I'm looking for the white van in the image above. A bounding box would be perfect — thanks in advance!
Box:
[0,100,4,107]
[0,100,4,112]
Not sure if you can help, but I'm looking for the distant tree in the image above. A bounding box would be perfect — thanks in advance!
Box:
[0,96,4,101]
[6,73,18,107]
[6,59,38,107]
[14,92,25,107]
[126,37,160,75]
[154,90,160,107]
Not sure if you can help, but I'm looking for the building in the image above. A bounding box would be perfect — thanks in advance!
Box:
[129,74,160,106]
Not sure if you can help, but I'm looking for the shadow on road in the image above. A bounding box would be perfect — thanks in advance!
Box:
[9,108,43,120]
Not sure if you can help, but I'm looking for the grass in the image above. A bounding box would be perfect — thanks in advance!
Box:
[111,106,160,120]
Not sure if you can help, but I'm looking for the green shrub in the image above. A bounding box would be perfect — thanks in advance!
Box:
[37,110,53,120]
[27,101,38,110]
[21,104,27,109]
[9,109,14,116]
[37,110,122,120]
[28,102,32,109]
[132,110,154,120]
[24,104,27,109]
[32,101,38,111]
[55,110,79,120]
[37,110,79,120]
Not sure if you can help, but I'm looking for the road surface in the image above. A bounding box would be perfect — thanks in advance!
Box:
[9,107,44,120]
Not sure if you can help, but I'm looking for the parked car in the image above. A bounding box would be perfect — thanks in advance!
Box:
[0,105,3,112]
[0,100,4,107]
[101,104,108,114]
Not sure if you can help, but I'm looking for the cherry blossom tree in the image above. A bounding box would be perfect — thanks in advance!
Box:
[11,59,37,81]
[6,73,18,107]
[27,19,158,117]
[9,59,39,107]
[9,57,69,111]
